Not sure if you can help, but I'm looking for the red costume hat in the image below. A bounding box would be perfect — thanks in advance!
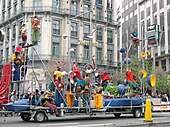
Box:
[15,46,23,53]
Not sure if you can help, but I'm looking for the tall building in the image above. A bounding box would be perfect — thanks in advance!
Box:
[0,0,119,89]
[117,0,138,67]
[118,0,170,73]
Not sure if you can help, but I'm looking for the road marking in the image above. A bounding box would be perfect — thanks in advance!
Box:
[138,117,167,120]
[40,123,79,126]
[61,123,113,127]
[153,112,170,115]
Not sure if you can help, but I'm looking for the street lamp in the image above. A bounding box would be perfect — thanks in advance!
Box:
[65,10,92,69]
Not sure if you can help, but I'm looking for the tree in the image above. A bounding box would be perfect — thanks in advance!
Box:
[112,55,169,94]
[155,67,170,94]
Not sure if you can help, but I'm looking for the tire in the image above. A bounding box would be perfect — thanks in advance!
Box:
[133,109,141,118]
[34,112,45,123]
[114,113,121,118]
[20,113,31,121]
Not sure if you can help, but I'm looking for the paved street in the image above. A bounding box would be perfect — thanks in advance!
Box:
[0,112,170,127]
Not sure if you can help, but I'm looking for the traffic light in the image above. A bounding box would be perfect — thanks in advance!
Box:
[147,24,160,47]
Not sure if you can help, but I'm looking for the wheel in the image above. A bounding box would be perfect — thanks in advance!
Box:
[133,109,141,118]
[20,113,31,121]
[34,112,45,123]
[114,113,121,118]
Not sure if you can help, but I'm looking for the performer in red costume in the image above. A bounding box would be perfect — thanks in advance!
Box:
[126,69,138,89]
[71,62,88,92]
[99,70,111,91]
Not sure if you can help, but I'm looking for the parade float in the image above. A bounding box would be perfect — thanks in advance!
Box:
[0,22,162,122]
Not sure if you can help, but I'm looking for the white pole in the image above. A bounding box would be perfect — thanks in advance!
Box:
[126,30,129,71]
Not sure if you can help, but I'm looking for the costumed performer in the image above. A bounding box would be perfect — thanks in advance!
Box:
[99,70,111,91]
[71,62,88,93]
[10,46,23,91]
[126,69,138,90]
[31,15,40,45]
[20,24,27,47]
[41,90,60,117]
[54,73,65,106]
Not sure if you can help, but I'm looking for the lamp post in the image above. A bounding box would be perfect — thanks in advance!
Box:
[64,11,91,71]
[63,11,92,94]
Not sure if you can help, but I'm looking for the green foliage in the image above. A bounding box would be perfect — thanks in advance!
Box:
[155,67,169,94]
[113,55,169,94]
[105,85,118,96]
[112,55,151,85]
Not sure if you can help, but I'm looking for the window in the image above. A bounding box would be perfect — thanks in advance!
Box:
[6,28,10,41]
[84,4,90,18]
[52,42,60,57]
[84,25,90,38]
[107,30,113,44]
[13,0,17,3]
[147,19,150,27]
[8,8,11,18]
[125,4,128,10]
[8,0,11,7]
[2,12,5,21]
[84,46,89,60]
[96,7,103,20]
[33,0,42,10]
[12,46,15,54]
[107,0,112,8]
[13,4,17,15]
[13,24,16,39]
[71,22,77,37]
[96,29,102,41]
[70,1,77,15]
[130,12,133,18]
[53,20,60,35]
[129,1,133,7]
[125,15,128,21]
[70,44,77,59]
[6,48,9,61]
[134,10,137,15]
[107,11,112,22]
[21,0,24,11]
[0,50,3,62]
[96,48,102,61]
[107,50,113,63]
[96,0,102,5]
[53,0,60,13]
[2,0,6,10]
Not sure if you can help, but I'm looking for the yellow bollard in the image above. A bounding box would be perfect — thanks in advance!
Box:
[144,99,153,122]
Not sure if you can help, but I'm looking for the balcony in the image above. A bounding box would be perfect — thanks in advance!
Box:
[95,15,104,21]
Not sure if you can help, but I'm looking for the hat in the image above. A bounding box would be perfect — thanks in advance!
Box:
[15,46,23,53]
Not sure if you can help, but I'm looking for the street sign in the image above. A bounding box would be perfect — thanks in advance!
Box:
[78,40,98,47]
[147,24,160,47]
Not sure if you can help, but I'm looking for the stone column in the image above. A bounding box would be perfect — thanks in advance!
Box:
[9,24,12,58]
[15,20,19,46]
[103,0,107,65]
[164,0,168,54]
[166,57,169,72]
[157,0,161,56]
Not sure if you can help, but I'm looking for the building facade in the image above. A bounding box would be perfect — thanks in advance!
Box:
[118,0,170,73]
[0,0,119,89]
